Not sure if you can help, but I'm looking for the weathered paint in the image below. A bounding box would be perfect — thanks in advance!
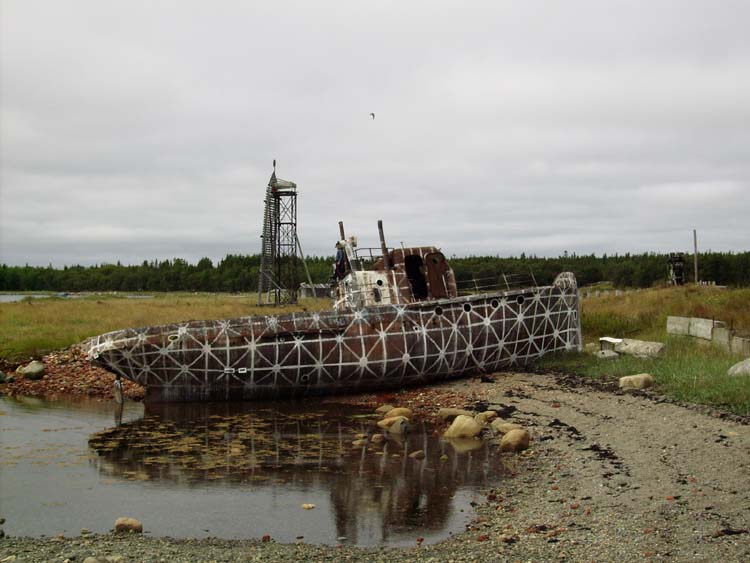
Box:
[83,278,581,402]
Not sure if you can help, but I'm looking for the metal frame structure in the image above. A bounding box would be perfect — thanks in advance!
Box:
[257,168,300,305]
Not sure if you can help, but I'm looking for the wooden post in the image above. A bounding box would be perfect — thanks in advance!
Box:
[693,229,699,285]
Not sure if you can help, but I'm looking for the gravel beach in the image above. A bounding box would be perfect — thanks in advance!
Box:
[2,371,749,562]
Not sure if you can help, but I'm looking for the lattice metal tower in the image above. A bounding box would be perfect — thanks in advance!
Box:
[257,164,300,305]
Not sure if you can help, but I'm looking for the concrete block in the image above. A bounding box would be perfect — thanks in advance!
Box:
[689,318,714,340]
[599,336,622,351]
[614,338,665,358]
[712,327,732,351]
[730,336,750,356]
[666,316,691,336]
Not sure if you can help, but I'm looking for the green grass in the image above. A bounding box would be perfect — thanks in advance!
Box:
[0,293,329,362]
[538,286,750,415]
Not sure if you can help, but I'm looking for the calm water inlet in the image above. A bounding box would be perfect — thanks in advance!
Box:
[0,397,509,546]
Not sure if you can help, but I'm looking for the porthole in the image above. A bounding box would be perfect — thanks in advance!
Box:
[435,306,443,316]
[376,279,384,286]
[300,374,310,384]
[516,295,525,305]
[413,326,421,331]
[167,334,179,342]
[463,303,472,312]
[490,299,499,308]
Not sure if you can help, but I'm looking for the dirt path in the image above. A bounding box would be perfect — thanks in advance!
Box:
[475,372,750,562]
[2,372,749,562]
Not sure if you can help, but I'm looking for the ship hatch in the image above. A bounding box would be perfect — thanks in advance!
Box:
[404,255,429,300]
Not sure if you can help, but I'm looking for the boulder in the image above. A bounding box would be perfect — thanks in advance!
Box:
[728,359,750,377]
[443,414,483,439]
[377,415,407,429]
[375,404,394,415]
[387,417,409,436]
[437,407,473,421]
[491,420,522,435]
[19,360,45,380]
[595,350,619,360]
[474,411,497,426]
[383,407,412,419]
[114,516,143,533]
[614,339,664,359]
[500,429,530,452]
[619,373,654,390]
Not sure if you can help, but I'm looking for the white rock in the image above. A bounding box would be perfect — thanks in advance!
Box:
[728,358,750,377]
[443,414,483,439]
[619,373,654,390]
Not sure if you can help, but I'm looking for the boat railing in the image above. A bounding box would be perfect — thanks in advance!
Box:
[353,247,393,269]
[456,272,538,295]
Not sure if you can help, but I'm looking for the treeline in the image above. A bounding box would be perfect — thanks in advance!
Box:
[1,251,749,292]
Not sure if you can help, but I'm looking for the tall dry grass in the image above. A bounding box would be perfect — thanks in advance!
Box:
[0,293,329,361]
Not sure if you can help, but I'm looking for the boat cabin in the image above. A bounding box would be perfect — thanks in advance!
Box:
[332,222,457,311]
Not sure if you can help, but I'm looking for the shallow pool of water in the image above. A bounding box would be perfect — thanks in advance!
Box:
[0,397,508,546]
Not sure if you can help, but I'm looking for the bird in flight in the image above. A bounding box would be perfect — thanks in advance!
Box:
[370,113,375,120]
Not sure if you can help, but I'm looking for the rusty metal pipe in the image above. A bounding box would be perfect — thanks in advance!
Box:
[377,220,391,271]
[338,221,346,241]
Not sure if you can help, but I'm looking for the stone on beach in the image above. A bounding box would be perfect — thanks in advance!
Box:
[437,407,474,421]
[387,416,410,436]
[114,516,143,533]
[18,360,45,380]
[443,414,483,439]
[374,404,394,415]
[474,411,498,426]
[491,419,523,435]
[618,373,654,390]
[383,407,412,419]
[408,450,425,459]
[499,429,530,452]
[377,415,407,429]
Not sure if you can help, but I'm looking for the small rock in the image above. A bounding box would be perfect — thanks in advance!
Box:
[728,358,750,377]
[439,454,449,461]
[383,407,412,419]
[302,503,315,510]
[113,517,142,533]
[371,434,386,444]
[444,415,483,438]
[500,429,530,452]
[352,439,368,447]
[408,450,425,459]
[374,404,394,415]
[81,528,91,535]
[491,419,522,434]
[437,407,473,421]
[19,360,45,380]
[595,350,619,360]
[387,416,409,436]
[619,373,654,390]
[474,411,498,426]
[377,415,408,430]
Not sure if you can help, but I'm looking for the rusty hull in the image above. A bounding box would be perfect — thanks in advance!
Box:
[83,280,581,402]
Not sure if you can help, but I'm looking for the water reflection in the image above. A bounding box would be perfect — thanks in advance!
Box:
[89,402,509,544]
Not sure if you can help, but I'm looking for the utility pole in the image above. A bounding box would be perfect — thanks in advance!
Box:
[693,229,699,285]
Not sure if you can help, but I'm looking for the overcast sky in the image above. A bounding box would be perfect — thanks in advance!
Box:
[1,0,749,267]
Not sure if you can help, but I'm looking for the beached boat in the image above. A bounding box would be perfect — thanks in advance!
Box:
[83,223,582,402]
